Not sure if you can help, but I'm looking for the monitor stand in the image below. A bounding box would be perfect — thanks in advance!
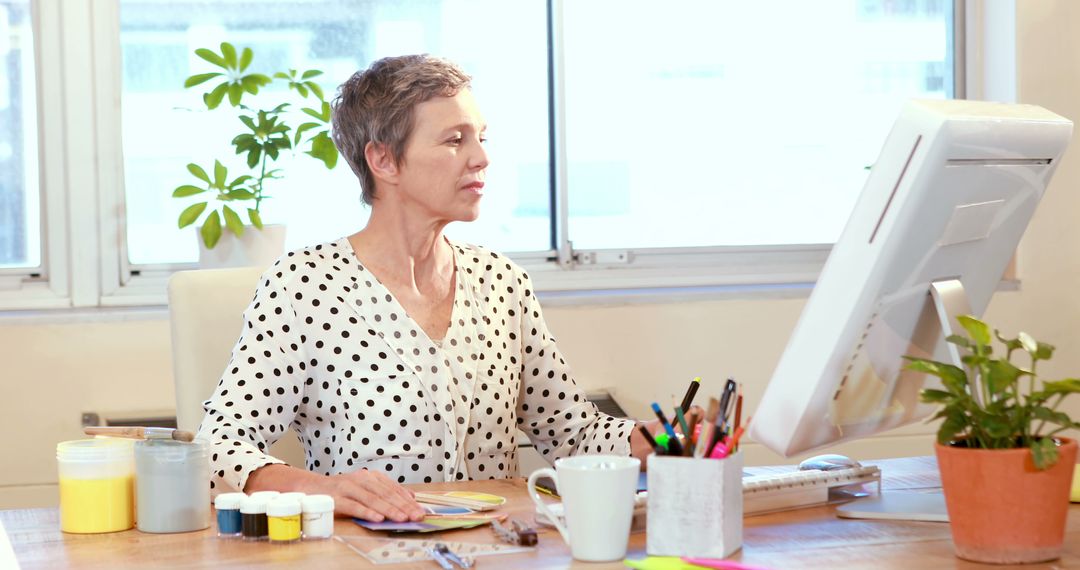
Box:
[836,490,949,522]
[838,279,970,523]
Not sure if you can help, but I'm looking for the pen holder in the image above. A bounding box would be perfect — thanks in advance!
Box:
[646,451,743,558]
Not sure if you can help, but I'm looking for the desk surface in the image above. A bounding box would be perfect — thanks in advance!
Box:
[4,456,1079,569]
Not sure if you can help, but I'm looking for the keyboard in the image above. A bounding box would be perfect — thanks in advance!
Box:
[743,465,882,515]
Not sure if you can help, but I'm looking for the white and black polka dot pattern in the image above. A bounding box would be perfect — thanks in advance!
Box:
[197,239,635,494]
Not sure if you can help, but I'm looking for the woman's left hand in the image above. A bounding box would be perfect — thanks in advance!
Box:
[630,405,704,468]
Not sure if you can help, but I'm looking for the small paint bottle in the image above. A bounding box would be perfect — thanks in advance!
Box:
[301,494,335,539]
[267,498,302,543]
[214,493,246,537]
[240,495,269,541]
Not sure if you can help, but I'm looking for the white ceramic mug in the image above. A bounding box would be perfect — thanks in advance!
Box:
[527,455,641,562]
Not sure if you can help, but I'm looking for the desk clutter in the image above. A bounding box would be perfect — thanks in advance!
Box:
[56,429,209,535]
[214,491,335,542]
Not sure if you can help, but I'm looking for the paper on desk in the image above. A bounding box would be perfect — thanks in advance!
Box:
[354,514,504,533]
[335,535,534,564]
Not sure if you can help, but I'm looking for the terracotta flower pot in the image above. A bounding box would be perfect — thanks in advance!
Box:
[936,437,1077,564]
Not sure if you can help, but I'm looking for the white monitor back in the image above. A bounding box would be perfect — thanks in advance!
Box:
[750,99,1073,457]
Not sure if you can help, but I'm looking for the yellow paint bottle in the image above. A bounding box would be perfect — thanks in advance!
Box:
[267,498,302,543]
[56,439,135,533]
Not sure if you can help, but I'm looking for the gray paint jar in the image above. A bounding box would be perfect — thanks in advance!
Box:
[134,439,210,533]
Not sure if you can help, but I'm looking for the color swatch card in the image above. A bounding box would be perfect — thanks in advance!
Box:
[354,514,503,533]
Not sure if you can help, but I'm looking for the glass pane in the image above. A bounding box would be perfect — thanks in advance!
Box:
[563,0,953,249]
[0,0,41,269]
[120,0,549,266]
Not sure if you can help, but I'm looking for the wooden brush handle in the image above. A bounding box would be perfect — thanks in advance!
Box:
[83,426,195,442]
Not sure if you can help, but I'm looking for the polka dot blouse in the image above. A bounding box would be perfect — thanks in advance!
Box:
[197,239,636,493]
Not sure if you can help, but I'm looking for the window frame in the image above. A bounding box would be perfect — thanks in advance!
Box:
[2,0,983,311]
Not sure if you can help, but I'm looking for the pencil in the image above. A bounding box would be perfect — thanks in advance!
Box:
[638,424,663,454]
[679,376,702,412]
[734,388,743,433]
[674,407,692,456]
[695,397,720,458]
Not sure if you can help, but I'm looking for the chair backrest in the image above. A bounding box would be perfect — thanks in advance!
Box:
[167,267,305,467]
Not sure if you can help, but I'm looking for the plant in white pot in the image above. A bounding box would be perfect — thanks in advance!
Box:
[906,315,1079,564]
[173,42,338,268]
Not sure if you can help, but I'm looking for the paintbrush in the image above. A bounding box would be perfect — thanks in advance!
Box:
[84,426,195,442]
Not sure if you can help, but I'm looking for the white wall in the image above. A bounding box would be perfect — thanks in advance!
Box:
[3,2,1080,509]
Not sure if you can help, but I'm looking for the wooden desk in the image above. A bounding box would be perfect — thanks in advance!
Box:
[4,457,1079,569]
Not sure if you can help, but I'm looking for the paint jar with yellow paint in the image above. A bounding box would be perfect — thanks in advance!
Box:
[267,498,302,543]
[56,439,135,533]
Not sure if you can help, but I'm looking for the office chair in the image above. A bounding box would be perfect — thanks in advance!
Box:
[167,267,305,468]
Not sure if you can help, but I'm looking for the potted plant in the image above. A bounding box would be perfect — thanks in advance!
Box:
[906,315,1079,564]
[173,42,339,267]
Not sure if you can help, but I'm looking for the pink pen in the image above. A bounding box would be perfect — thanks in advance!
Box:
[709,441,729,459]
[682,557,774,570]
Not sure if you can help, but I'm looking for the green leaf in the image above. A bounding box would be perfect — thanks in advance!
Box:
[227,83,244,106]
[295,83,309,98]
[248,73,272,86]
[184,72,222,88]
[227,189,256,200]
[994,330,1023,353]
[222,205,244,237]
[201,210,223,248]
[240,75,260,95]
[906,358,968,395]
[213,160,226,188]
[186,163,210,183]
[302,106,326,121]
[1035,341,1055,361]
[1031,437,1060,470]
[981,415,1012,439]
[204,82,229,109]
[985,359,1024,396]
[246,149,261,168]
[945,334,972,348]
[228,175,253,188]
[957,315,991,346]
[920,388,953,404]
[938,408,968,445]
[239,47,253,72]
[238,115,257,132]
[1040,379,1080,396]
[194,48,227,69]
[248,208,263,229]
[273,71,291,80]
[172,185,205,198]
[220,42,237,69]
[301,69,323,80]
[294,121,320,145]
[1031,406,1076,430]
[307,82,324,101]
[178,202,207,228]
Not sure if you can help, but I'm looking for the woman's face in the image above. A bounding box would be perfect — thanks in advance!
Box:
[395,88,489,222]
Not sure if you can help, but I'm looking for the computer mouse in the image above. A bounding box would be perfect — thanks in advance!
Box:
[798,454,861,471]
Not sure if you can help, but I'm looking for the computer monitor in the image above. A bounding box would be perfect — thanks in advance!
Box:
[750,99,1073,458]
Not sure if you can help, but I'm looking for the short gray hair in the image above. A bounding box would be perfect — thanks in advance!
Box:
[331,55,472,205]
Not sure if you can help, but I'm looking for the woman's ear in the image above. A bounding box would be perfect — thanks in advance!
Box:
[364,142,399,185]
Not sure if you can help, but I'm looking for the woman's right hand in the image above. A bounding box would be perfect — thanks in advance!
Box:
[322,469,427,522]
[245,464,426,522]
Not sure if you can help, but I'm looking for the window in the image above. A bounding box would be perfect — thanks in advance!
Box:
[562,0,954,250]
[118,0,550,267]
[0,0,39,271]
[5,0,966,309]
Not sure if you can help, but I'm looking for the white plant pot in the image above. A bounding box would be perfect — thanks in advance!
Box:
[197,224,286,269]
